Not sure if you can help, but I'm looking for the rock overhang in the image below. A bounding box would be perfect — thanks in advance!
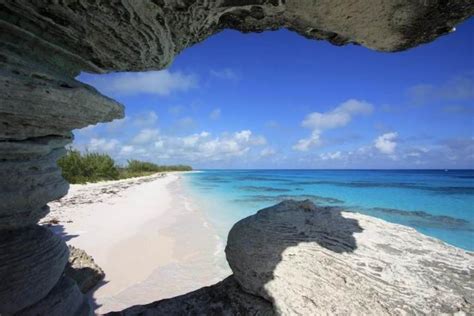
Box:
[0,1,473,315]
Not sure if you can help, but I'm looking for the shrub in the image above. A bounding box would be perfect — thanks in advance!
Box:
[58,149,119,183]
[58,150,192,184]
[126,160,192,173]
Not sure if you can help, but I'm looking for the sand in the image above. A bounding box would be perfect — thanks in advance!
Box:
[41,172,230,314]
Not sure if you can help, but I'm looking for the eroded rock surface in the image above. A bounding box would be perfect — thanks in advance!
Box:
[108,276,274,316]
[0,226,68,314]
[1,1,473,315]
[17,276,92,316]
[108,200,474,315]
[226,200,474,315]
[66,245,105,294]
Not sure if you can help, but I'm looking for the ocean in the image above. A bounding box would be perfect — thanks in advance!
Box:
[183,169,474,251]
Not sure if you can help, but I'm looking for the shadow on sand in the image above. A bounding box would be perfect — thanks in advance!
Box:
[105,200,363,315]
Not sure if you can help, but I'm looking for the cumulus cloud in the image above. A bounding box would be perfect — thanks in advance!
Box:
[120,145,134,155]
[159,129,266,161]
[293,131,322,151]
[260,147,276,158]
[85,128,268,164]
[301,99,373,130]
[210,68,240,81]
[319,151,342,160]
[90,70,198,96]
[294,99,373,151]
[209,108,221,120]
[374,132,398,154]
[88,138,120,152]
[132,128,160,144]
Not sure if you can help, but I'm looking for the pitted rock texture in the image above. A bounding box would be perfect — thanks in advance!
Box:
[66,245,105,293]
[107,276,274,316]
[226,200,474,315]
[0,147,69,229]
[0,2,473,315]
[0,226,69,314]
[0,58,124,140]
[1,0,473,75]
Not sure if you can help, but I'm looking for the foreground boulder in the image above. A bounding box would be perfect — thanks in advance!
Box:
[115,200,473,315]
[66,245,105,293]
[1,1,473,313]
[226,200,474,315]
[107,276,273,316]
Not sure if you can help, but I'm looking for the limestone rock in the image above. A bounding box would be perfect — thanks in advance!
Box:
[66,245,105,293]
[17,276,92,316]
[0,148,69,229]
[0,63,125,140]
[1,1,472,76]
[0,226,69,314]
[0,1,473,315]
[107,276,274,316]
[226,200,474,315]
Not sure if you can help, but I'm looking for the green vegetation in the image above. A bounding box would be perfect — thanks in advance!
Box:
[57,149,192,184]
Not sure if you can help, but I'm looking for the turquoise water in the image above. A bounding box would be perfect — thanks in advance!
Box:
[183,170,474,251]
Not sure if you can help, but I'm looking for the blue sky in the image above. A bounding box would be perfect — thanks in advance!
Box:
[76,18,474,169]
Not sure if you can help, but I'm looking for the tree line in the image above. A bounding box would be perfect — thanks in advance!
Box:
[58,149,192,184]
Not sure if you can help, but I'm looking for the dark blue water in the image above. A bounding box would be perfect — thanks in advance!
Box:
[184,170,474,251]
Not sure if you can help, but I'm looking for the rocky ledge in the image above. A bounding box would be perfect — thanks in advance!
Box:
[114,200,474,315]
[66,245,105,294]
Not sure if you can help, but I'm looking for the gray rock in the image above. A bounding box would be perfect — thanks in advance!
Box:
[0,1,473,315]
[226,200,474,315]
[66,245,105,293]
[0,226,69,314]
[107,276,274,316]
[0,148,69,229]
[16,276,92,316]
[1,1,473,76]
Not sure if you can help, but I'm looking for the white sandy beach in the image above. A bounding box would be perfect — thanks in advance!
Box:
[42,172,230,314]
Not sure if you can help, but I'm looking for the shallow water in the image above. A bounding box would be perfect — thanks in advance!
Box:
[183,170,474,251]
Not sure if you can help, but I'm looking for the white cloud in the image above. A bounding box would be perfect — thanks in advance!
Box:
[106,118,128,132]
[88,138,120,152]
[293,130,322,151]
[234,130,251,142]
[132,128,160,144]
[294,99,373,151]
[75,124,98,136]
[209,108,221,120]
[301,99,373,130]
[95,70,197,96]
[120,145,134,155]
[319,151,342,160]
[118,129,267,163]
[374,132,398,154]
[260,147,276,157]
[210,68,239,81]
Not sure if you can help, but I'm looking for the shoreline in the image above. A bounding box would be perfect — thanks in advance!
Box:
[42,172,230,314]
